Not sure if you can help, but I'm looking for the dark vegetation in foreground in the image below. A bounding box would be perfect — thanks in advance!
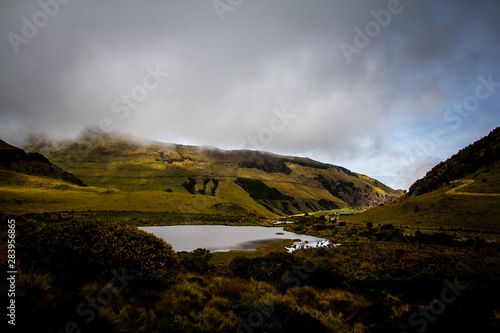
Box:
[1,212,499,332]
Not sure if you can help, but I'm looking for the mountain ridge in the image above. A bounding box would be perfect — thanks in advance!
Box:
[409,127,500,196]
[0,139,86,187]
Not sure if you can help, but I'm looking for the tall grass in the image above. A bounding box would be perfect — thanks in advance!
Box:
[17,267,54,306]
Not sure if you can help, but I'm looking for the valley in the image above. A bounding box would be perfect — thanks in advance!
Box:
[2,1,499,331]
[1,127,499,332]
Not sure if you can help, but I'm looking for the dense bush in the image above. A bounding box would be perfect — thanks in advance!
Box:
[179,248,214,273]
[313,223,328,231]
[380,223,395,231]
[17,220,178,286]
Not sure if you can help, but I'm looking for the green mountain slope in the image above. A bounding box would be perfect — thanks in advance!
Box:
[21,127,401,216]
[409,127,500,196]
[348,127,500,231]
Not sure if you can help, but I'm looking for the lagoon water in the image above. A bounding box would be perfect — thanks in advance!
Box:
[139,225,330,252]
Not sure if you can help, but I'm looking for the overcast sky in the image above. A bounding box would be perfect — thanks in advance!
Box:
[1,0,499,189]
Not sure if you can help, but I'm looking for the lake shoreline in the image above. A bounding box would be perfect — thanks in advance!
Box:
[139,224,332,253]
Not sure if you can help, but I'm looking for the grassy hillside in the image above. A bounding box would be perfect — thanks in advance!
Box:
[0,170,275,217]
[409,127,500,195]
[18,127,401,216]
[346,127,500,231]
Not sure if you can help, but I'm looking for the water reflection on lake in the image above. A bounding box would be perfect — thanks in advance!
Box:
[139,225,331,253]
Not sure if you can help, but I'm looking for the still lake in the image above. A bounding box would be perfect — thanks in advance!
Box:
[139,225,331,253]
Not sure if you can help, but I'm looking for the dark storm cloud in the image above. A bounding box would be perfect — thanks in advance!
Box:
[1,0,499,189]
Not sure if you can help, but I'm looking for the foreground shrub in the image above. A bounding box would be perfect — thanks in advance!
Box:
[17,220,178,286]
